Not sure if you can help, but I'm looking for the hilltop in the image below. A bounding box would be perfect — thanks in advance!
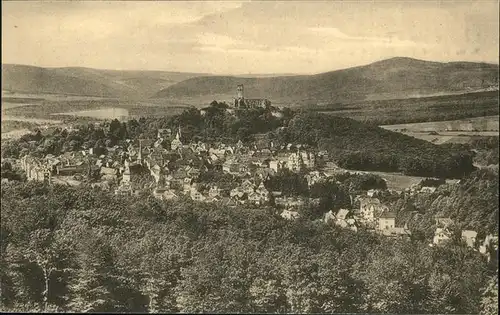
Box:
[1,64,209,99]
[2,57,498,107]
[154,57,499,105]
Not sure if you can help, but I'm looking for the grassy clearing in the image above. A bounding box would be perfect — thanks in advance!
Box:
[380,116,499,144]
[51,107,130,120]
[318,91,499,125]
[324,163,459,190]
[381,115,499,132]
[396,133,497,145]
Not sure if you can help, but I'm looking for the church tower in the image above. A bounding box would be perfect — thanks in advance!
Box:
[171,126,183,151]
[137,140,143,165]
[176,126,182,140]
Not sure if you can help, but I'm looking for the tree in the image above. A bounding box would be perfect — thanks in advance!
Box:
[480,270,498,315]
[359,240,434,313]
[4,229,74,311]
[68,229,145,313]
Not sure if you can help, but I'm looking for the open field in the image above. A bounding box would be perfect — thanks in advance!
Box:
[349,169,459,191]
[380,116,499,144]
[396,132,499,145]
[51,107,130,120]
[381,115,499,132]
[361,170,459,191]
[324,162,459,190]
[318,91,499,125]
[2,91,115,101]
[1,115,62,124]
[2,102,45,110]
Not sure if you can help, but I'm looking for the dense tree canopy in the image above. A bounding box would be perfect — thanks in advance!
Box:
[1,177,496,313]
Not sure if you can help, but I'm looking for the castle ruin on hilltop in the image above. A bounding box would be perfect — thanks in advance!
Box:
[233,84,271,109]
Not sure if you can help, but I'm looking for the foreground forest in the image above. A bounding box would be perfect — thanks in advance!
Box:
[1,167,498,313]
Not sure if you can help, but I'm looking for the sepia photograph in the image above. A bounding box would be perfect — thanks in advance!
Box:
[1,0,499,313]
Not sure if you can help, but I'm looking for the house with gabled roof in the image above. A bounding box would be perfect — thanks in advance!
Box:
[479,234,498,263]
[380,226,411,238]
[186,166,201,178]
[115,181,139,197]
[206,194,223,203]
[163,189,178,201]
[183,177,194,193]
[433,226,453,246]
[189,187,206,202]
[359,197,388,223]
[324,210,336,223]
[230,187,247,204]
[305,170,328,187]
[378,212,396,231]
[100,166,118,177]
[461,230,478,248]
[324,209,357,231]
[208,185,222,199]
[269,160,286,172]
[367,189,383,198]
[240,179,255,195]
[274,196,306,209]
[223,158,241,174]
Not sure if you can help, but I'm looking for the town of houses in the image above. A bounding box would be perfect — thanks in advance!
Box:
[9,122,498,263]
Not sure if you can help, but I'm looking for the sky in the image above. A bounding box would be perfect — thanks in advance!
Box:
[2,1,499,74]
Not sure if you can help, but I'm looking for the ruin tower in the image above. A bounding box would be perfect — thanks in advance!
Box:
[237,84,244,100]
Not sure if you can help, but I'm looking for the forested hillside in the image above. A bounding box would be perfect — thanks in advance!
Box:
[273,112,475,178]
[0,180,497,313]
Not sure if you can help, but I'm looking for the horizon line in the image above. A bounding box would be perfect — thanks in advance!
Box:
[2,56,499,77]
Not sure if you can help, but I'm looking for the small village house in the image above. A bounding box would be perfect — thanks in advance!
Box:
[461,230,478,248]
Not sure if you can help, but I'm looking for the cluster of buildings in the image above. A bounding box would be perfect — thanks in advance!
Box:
[145,128,326,207]
[279,188,498,262]
[431,217,498,262]
[19,154,88,184]
[16,124,328,208]
[281,192,412,237]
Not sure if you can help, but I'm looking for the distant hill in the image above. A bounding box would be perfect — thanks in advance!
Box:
[153,57,499,105]
[1,64,209,99]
